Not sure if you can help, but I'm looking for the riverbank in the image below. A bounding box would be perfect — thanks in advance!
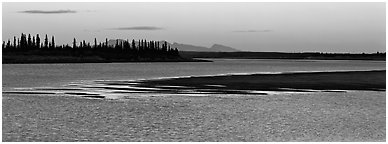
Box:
[3,91,385,141]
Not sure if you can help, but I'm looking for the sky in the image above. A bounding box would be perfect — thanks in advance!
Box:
[2,2,386,53]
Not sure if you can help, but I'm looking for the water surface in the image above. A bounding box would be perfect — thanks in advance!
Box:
[3,59,385,90]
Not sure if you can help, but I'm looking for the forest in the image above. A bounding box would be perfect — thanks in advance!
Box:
[2,33,196,63]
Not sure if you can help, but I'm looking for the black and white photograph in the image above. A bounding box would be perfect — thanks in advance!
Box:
[2,1,386,142]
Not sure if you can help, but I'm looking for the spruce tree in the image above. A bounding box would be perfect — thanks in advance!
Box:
[27,34,32,49]
[73,38,77,48]
[94,38,97,48]
[36,34,40,49]
[132,39,136,50]
[51,36,55,49]
[44,34,48,49]
[6,39,11,49]
[20,33,25,49]
[82,40,86,49]
[13,36,16,49]
[32,36,36,49]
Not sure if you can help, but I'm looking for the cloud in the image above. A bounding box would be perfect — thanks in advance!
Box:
[233,30,273,33]
[19,10,77,14]
[111,26,164,31]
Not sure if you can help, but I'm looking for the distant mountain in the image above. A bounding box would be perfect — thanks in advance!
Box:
[209,44,239,52]
[106,39,240,52]
[170,42,212,52]
[171,42,240,52]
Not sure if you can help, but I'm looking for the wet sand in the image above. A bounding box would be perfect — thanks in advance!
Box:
[3,91,385,142]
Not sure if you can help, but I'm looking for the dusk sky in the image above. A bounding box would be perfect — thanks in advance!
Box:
[2,2,386,53]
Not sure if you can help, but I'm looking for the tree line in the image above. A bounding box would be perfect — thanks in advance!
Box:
[3,33,181,60]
